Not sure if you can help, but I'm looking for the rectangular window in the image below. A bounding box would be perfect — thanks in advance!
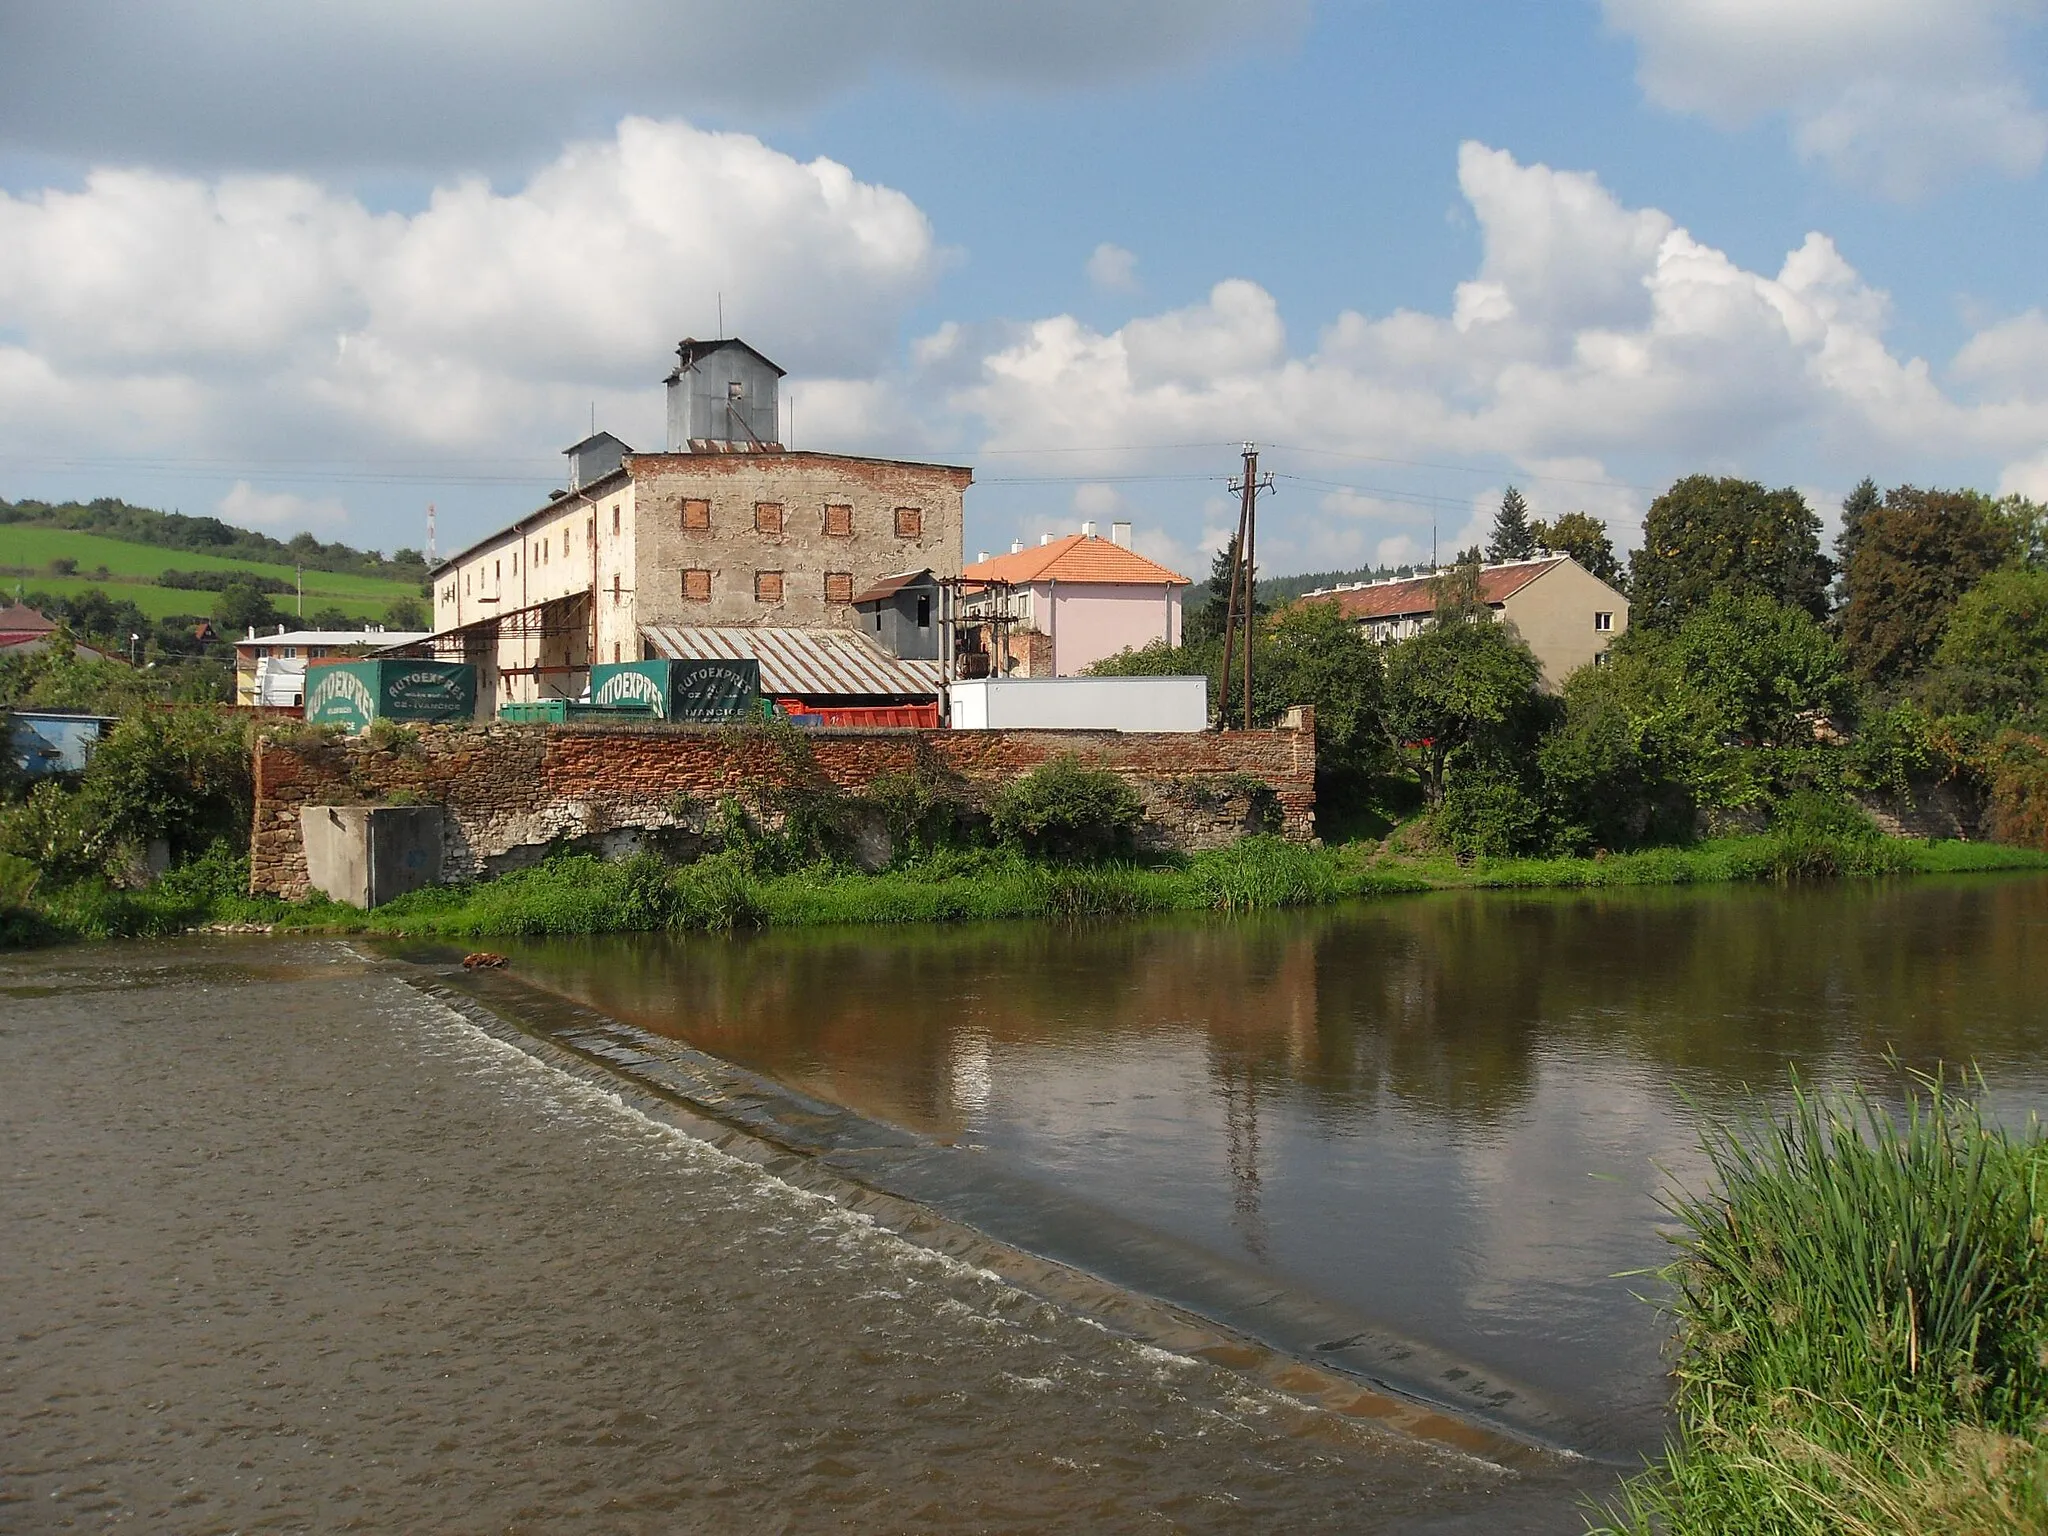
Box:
[494,559,500,581]
[824,571,854,604]
[755,501,784,536]
[612,505,621,535]
[682,569,711,602]
[824,503,853,537]
[612,574,622,605]
[893,506,922,538]
[755,570,784,604]
[681,497,711,532]
[563,528,571,556]
[1593,650,1611,667]
[1594,611,1614,632]
[512,551,519,575]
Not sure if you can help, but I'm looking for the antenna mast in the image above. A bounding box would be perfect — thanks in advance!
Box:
[427,502,437,566]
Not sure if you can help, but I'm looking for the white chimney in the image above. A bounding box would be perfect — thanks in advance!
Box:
[1040,532,1054,546]
[1111,521,1132,548]
[977,549,990,563]
[1011,538,1025,554]
[1081,520,1097,538]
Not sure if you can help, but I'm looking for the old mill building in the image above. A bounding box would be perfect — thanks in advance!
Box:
[415,338,970,716]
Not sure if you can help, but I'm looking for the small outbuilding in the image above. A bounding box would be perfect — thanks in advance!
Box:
[851,570,941,662]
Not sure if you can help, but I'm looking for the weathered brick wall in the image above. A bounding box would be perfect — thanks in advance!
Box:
[250,718,1317,897]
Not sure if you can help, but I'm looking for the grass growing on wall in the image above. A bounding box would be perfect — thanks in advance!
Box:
[1591,1076,2048,1536]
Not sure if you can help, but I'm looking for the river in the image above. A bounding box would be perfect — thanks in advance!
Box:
[3,874,2043,1531]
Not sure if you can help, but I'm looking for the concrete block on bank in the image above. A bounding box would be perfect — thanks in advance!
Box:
[300,804,444,908]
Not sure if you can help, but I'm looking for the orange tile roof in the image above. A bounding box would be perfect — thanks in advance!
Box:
[962,534,1190,587]
[1299,558,1563,621]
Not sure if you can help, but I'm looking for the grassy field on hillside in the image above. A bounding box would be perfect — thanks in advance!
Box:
[0,526,424,608]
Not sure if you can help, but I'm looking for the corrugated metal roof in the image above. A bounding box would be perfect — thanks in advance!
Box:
[1299,558,1564,622]
[640,624,940,699]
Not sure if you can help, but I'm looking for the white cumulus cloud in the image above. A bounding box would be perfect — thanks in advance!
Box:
[218,481,349,532]
[1087,243,1141,293]
[0,117,937,468]
[1602,0,2048,196]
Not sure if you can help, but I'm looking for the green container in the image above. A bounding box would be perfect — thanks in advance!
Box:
[498,699,658,724]
[304,661,476,732]
[590,659,760,722]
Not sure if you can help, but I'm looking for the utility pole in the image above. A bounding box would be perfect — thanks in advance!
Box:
[1221,444,1273,730]
[427,502,437,566]
[296,564,303,619]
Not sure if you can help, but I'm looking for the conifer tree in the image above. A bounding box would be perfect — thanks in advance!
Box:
[1487,486,1538,562]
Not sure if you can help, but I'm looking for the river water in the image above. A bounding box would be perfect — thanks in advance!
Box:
[495,873,2048,1461]
[4,875,2044,1531]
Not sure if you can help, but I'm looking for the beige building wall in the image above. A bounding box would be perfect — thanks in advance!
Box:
[629,452,969,639]
[1499,560,1629,688]
[432,449,971,709]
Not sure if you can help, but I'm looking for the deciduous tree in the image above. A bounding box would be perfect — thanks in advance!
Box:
[1837,486,2016,684]
[1529,511,1623,588]
[1629,475,1831,630]
[1384,616,1542,806]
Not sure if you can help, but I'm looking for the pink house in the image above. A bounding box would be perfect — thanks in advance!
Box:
[959,524,1190,677]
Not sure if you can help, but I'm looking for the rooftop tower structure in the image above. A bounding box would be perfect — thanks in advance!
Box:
[664,338,784,451]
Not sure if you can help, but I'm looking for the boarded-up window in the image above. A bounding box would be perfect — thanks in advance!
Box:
[824,503,853,537]
[824,571,854,603]
[682,569,711,602]
[612,574,622,605]
[894,506,922,538]
[681,498,711,531]
[612,505,620,535]
[755,501,784,535]
[755,570,784,604]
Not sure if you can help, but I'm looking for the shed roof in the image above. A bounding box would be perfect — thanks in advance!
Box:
[664,337,786,381]
[1299,557,1565,621]
[961,534,1190,587]
[640,624,939,699]
[849,569,935,605]
[234,629,434,651]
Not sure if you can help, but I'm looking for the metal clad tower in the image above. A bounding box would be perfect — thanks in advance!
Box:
[664,338,785,450]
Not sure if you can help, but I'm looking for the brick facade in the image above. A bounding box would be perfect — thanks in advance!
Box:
[249,719,1318,898]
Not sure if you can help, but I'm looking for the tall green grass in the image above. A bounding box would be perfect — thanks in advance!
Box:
[1594,1077,2048,1535]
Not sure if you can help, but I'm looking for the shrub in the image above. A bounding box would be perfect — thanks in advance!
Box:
[991,756,1144,860]
[0,851,39,910]
[0,779,114,881]
[1597,1076,2048,1535]
[1434,774,1548,859]
[78,705,252,860]
[1984,731,2048,851]
[669,850,766,932]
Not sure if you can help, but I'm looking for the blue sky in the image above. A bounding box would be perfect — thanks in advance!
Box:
[2,1,2045,578]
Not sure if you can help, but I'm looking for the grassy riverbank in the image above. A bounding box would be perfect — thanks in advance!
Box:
[6,831,2042,946]
[1593,1078,2048,1536]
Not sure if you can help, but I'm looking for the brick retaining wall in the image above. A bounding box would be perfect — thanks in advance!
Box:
[250,719,1317,898]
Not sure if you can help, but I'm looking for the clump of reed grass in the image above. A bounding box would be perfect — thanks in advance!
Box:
[1188,834,1339,912]
[1594,1074,2048,1535]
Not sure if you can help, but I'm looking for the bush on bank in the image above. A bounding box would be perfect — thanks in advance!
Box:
[1593,1076,2048,1536]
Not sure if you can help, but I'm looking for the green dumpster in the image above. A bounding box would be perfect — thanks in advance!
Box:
[589,659,760,722]
[305,661,476,732]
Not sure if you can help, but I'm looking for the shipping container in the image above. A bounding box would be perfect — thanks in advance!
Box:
[497,699,658,724]
[947,676,1208,733]
[589,658,761,721]
[304,661,476,732]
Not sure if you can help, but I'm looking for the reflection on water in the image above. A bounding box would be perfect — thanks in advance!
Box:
[503,875,2048,1455]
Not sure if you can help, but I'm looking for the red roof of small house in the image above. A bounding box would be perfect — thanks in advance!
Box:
[962,534,1190,587]
[0,602,57,643]
[1298,557,1564,622]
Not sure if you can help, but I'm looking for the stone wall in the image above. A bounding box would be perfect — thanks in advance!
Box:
[250,718,1317,898]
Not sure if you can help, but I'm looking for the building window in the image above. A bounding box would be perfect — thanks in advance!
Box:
[755,570,784,604]
[755,501,784,536]
[894,506,922,538]
[563,528,571,556]
[917,595,931,628]
[1594,611,1613,632]
[613,643,621,663]
[612,574,622,605]
[681,497,711,531]
[512,551,519,575]
[494,559,500,581]
[824,503,853,537]
[1593,650,1611,667]
[824,571,854,603]
[612,505,621,536]
[683,569,711,602]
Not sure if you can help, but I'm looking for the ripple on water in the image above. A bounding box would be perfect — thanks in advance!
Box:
[0,939,1600,1534]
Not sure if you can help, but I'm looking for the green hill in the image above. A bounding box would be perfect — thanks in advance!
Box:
[0,495,428,583]
[0,525,424,627]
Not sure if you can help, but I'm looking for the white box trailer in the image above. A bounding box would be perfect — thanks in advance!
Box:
[948,675,1209,732]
